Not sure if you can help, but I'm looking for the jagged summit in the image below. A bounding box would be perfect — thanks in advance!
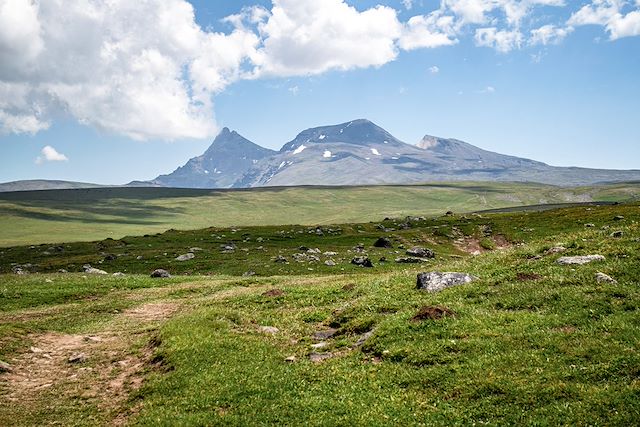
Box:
[280,119,403,152]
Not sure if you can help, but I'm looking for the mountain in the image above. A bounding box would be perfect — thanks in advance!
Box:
[148,119,640,188]
[151,128,276,188]
[0,180,105,193]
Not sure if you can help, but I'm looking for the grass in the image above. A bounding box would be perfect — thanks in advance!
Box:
[0,201,639,425]
[1,181,639,246]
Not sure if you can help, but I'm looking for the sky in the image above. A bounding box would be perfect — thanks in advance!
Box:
[0,0,639,185]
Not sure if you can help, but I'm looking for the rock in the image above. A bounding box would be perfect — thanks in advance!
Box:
[58,269,68,273]
[242,271,256,277]
[416,272,475,293]
[150,269,171,278]
[373,237,393,248]
[298,246,309,251]
[595,272,617,284]
[273,255,288,263]
[613,215,624,221]
[68,353,87,364]
[284,356,296,363]
[136,255,143,260]
[0,360,12,373]
[189,247,203,252]
[406,247,435,258]
[309,352,332,363]
[610,231,623,238]
[311,342,328,349]
[112,272,125,277]
[395,257,425,264]
[545,246,566,255]
[324,260,336,266]
[83,264,108,275]
[323,251,338,256]
[306,248,321,254]
[584,223,595,228]
[411,305,456,321]
[175,253,195,261]
[445,211,454,216]
[313,328,338,341]
[259,326,279,335]
[220,243,236,252]
[556,255,605,265]
[351,257,373,268]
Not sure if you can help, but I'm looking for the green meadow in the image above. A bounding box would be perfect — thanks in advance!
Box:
[0,195,638,425]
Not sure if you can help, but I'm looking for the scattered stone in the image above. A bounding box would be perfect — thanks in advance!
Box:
[416,272,475,293]
[545,246,566,255]
[411,305,456,321]
[311,342,328,350]
[273,255,288,263]
[610,231,623,238]
[68,353,87,364]
[445,211,454,216]
[613,215,625,221]
[406,247,435,258]
[324,260,336,266]
[309,352,332,363]
[103,254,117,261]
[556,255,605,265]
[262,289,285,297]
[298,246,309,251]
[220,243,236,252]
[395,257,425,264]
[379,256,387,262]
[306,248,321,254]
[112,272,125,277]
[242,271,256,277]
[373,237,393,248]
[136,255,143,260]
[284,356,296,363]
[313,328,338,341]
[0,360,12,373]
[58,269,68,273]
[175,253,195,261]
[45,279,53,283]
[259,326,279,335]
[189,247,203,252]
[150,269,171,278]
[351,257,373,268]
[595,272,617,284]
[323,251,338,256]
[30,346,43,353]
[584,223,595,228]
[83,264,108,275]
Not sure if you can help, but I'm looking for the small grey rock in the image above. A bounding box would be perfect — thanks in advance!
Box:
[395,257,426,264]
[313,328,338,341]
[610,231,623,238]
[150,269,171,278]
[112,272,125,277]
[259,326,279,335]
[373,237,393,248]
[68,353,87,364]
[406,247,435,258]
[584,223,595,228]
[273,255,288,263]
[83,265,108,275]
[613,215,624,221]
[416,272,475,293]
[309,352,332,363]
[595,272,617,284]
[324,260,336,266]
[545,246,566,255]
[175,253,195,261]
[556,255,605,265]
[351,257,373,268]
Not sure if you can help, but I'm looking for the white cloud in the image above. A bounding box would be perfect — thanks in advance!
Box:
[568,0,640,40]
[530,24,573,45]
[402,0,414,10]
[36,145,68,164]
[479,85,496,93]
[399,12,459,49]
[429,65,440,73]
[475,27,523,52]
[250,0,402,77]
[288,85,299,95]
[0,0,259,140]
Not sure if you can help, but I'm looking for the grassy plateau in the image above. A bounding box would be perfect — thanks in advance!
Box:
[0,184,638,426]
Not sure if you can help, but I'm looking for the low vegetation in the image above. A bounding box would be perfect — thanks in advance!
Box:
[0,201,638,425]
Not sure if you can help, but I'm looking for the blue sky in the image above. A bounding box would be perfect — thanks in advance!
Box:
[1,0,639,184]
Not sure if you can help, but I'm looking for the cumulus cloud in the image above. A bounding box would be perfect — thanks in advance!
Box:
[249,0,402,77]
[568,0,640,40]
[530,24,573,45]
[399,12,458,49]
[36,145,68,164]
[475,27,523,52]
[0,0,259,140]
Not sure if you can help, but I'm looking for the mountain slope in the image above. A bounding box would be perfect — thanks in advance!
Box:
[0,180,105,193]
[152,128,276,188]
